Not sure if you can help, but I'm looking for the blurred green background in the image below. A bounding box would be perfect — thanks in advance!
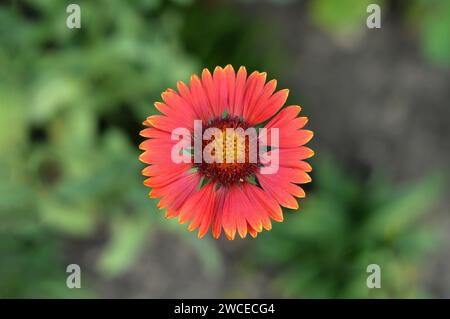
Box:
[1,0,449,298]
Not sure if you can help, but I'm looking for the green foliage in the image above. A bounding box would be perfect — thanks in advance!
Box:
[254,157,445,298]
[0,232,94,298]
[0,0,222,297]
[1,0,448,298]
[408,0,450,66]
[309,0,379,36]
[306,0,450,66]
[180,2,285,76]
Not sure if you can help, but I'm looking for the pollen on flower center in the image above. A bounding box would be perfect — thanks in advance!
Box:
[195,116,259,186]
[140,65,313,240]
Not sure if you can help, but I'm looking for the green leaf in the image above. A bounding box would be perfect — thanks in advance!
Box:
[38,199,96,236]
[97,215,152,277]
[309,0,378,36]
[364,173,445,239]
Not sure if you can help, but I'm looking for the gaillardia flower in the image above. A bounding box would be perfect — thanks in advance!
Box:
[139,65,313,240]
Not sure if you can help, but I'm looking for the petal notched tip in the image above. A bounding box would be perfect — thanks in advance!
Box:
[214,66,224,74]
[224,64,235,73]
[288,105,302,115]
[237,66,247,75]
[138,152,148,163]
[224,227,236,240]
[146,116,157,127]
[139,128,149,138]
[304,173,312,183]
[302,130,314,145]
[286,202,299,210]
[202,68,213,78]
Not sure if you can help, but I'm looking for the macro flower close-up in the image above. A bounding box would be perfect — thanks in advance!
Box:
[3,0,450,302]
[139,65,314,240]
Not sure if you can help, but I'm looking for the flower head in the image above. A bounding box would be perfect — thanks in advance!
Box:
[139,65,313,239]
